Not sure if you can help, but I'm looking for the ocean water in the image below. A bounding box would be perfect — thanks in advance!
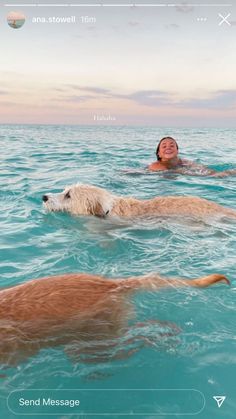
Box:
[0,124,236,419]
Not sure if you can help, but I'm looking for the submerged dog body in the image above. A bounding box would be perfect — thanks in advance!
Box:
[43,184,236,219]
[0,272,229,366]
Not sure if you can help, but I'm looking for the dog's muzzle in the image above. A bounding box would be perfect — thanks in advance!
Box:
[42,195,48,202]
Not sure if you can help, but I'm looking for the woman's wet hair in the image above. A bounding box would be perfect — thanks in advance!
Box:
[156,136,179,161]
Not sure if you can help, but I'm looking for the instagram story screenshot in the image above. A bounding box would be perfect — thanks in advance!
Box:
[0,0,236,418]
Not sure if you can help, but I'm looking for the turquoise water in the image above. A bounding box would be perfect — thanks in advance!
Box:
[0,125,236,418]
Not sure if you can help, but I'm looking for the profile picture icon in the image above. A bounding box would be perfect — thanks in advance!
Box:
[7,11,26,29]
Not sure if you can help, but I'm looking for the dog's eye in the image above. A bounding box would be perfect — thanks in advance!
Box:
[64,191,71,199]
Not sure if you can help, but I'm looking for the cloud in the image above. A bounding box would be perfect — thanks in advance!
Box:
[119,89,236,110]
[59,95,96,103]
[128,21,140,27]
[175,3,194,13]
[53,88,65,92]
[54,85,236,111]
[165,23,180,30]
[68,85,110,95]
[79,86,111,95]
[86,26,96,31]
[179,90,236,110]
[55,87,170,106]
[120,90,171,107]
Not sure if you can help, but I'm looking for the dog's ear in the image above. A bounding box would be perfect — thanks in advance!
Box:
[86,187,112,217]
[92,202,110,218]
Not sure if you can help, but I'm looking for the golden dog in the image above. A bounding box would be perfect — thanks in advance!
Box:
[0,272,229,367]
[42,184,236,220]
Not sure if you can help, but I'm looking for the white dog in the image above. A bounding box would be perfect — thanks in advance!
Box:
[43,184,236,220]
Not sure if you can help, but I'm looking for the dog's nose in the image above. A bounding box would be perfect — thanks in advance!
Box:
[42,195,48,202]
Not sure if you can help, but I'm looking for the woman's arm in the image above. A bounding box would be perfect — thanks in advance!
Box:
[176,159,217,175]
[209,169,236,178]
[179,161,236,177]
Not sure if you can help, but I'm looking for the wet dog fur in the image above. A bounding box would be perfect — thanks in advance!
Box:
[43,184,236,220]
[0,272,229,367]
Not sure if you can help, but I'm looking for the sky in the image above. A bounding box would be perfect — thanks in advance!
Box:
[0,0,236,126]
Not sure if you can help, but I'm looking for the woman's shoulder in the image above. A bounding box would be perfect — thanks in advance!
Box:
[148,161,164,171]
[179,158,193,166]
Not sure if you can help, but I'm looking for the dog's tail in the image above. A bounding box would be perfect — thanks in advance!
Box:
[117,273,230,294]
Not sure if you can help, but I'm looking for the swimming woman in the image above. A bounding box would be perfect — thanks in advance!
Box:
[148,136,236,177]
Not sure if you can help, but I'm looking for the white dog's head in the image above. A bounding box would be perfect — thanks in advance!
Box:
[42,184,115,217]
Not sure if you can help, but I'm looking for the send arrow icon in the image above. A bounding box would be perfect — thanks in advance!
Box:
[213,396,226,408]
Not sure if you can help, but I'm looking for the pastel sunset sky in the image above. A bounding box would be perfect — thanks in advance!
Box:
[0,1,236,126]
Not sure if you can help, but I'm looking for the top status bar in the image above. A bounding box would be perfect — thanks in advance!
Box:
[3,3,233,7]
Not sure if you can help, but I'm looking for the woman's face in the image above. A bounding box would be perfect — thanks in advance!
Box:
[158,138,178,161]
